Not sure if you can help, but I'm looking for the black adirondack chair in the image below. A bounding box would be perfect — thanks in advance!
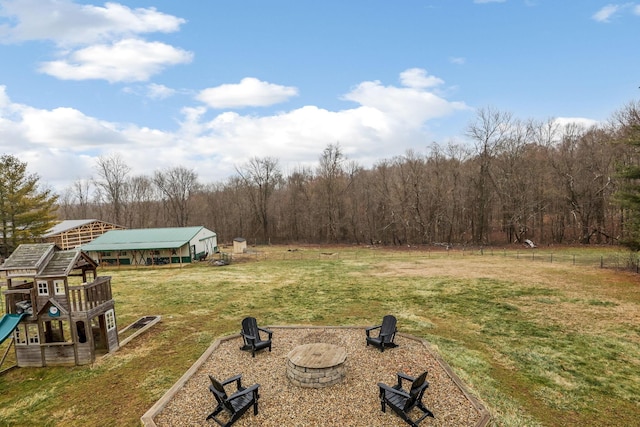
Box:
[366,314,398,352]
[240,317,273,357]
[377,371,434,427]
[206,374,260,426]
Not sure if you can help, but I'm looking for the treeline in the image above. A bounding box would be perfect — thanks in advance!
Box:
[56,104,640,247]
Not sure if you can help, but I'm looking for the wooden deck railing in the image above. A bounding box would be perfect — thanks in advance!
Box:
[68,276,112,313]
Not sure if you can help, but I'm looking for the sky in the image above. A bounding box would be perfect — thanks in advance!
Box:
[0,0,638,192]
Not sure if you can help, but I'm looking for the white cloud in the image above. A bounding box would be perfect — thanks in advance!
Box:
[38,39,193,82]
[146,83,177,100]
[0,84,11,107]
[0,1,191,83]
[592,4,621,22]
[449,57,466,65]
[0,69,471,190]
[22,107,126,147]
[399,68,444,89]
[473,0,506,3]
[553,117,599,129]
[0,84,176,188]
[591,3,640,22]
[342,74,468,128]
[0,0,185,46]
[196,77,299,109]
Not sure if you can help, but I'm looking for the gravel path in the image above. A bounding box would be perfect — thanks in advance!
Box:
[152,327,485,426]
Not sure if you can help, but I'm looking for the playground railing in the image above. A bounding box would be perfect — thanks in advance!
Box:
[68,276,113,313]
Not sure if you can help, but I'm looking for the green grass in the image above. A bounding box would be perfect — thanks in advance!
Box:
[0,246,639,426]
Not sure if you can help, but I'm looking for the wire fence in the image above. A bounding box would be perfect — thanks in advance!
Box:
[223,245,640,273]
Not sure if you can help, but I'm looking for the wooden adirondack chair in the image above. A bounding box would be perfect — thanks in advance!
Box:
[240,317,273,357]
[206,374,260,426]
[366,314,398,352]
[377,371,434,427]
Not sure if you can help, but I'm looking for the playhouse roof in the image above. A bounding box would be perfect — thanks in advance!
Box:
[80,226,214,252]
[0,243,55,272]
[39,250,97,278]
[0,243,97,277]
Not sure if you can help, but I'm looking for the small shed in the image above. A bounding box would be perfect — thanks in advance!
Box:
[42,219,125,250]
[80,226,218,266]
[233,238,247,254]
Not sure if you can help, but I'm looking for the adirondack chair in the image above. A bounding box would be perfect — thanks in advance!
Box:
[207,374,260,426]
[377,371,434,427]
[240,317,273,357]
[365,314,398,352]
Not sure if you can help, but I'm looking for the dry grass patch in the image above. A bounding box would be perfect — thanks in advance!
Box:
[0,246,638,427]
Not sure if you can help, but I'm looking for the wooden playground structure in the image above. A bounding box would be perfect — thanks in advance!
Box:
[0,243,119,368]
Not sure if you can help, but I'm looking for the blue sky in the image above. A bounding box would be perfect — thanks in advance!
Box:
[0,0,638,191]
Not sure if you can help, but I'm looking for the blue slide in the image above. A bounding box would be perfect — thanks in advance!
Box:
[0,313,27,345]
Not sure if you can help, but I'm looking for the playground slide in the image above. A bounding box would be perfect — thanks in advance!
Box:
[0,313,26,345]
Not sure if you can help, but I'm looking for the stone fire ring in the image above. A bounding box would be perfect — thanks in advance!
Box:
[286,342,347,388]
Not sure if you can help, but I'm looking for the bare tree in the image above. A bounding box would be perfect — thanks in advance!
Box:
[94,154,131,225]
[341,160,364,244]
[283,166,313,241]
[73,179,93,219]
[369,159,399,244]
[422,143,467,244]
[398,150,430,244]
[128,175,159,228]
[316,144,350,243]
[50,100,640,247]
[491,119,538,243]
[466,107,513,244]
[236,157,282,242]
[153,166,199,227]
[56,179,92,219]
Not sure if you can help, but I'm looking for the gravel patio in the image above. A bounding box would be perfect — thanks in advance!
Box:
[142,326,490,427]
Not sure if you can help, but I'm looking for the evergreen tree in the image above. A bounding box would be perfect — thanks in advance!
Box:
[615,122,640,250]
[0,154,58,257]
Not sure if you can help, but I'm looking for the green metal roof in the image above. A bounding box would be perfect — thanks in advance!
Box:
[80,227,214,252]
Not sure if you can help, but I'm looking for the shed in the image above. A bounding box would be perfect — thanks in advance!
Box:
[233,237,247,254]
[42,219,125,250]
[80,226,218,266]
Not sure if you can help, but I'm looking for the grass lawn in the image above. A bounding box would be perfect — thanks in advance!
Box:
[0,246,639,426]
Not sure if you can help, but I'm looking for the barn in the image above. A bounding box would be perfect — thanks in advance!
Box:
[42,219,125,250]
[80,226,218,266]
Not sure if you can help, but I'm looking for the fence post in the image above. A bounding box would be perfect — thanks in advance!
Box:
[600,256,603,268]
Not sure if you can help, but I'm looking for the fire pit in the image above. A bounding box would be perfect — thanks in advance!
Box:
[286,343,347,388]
